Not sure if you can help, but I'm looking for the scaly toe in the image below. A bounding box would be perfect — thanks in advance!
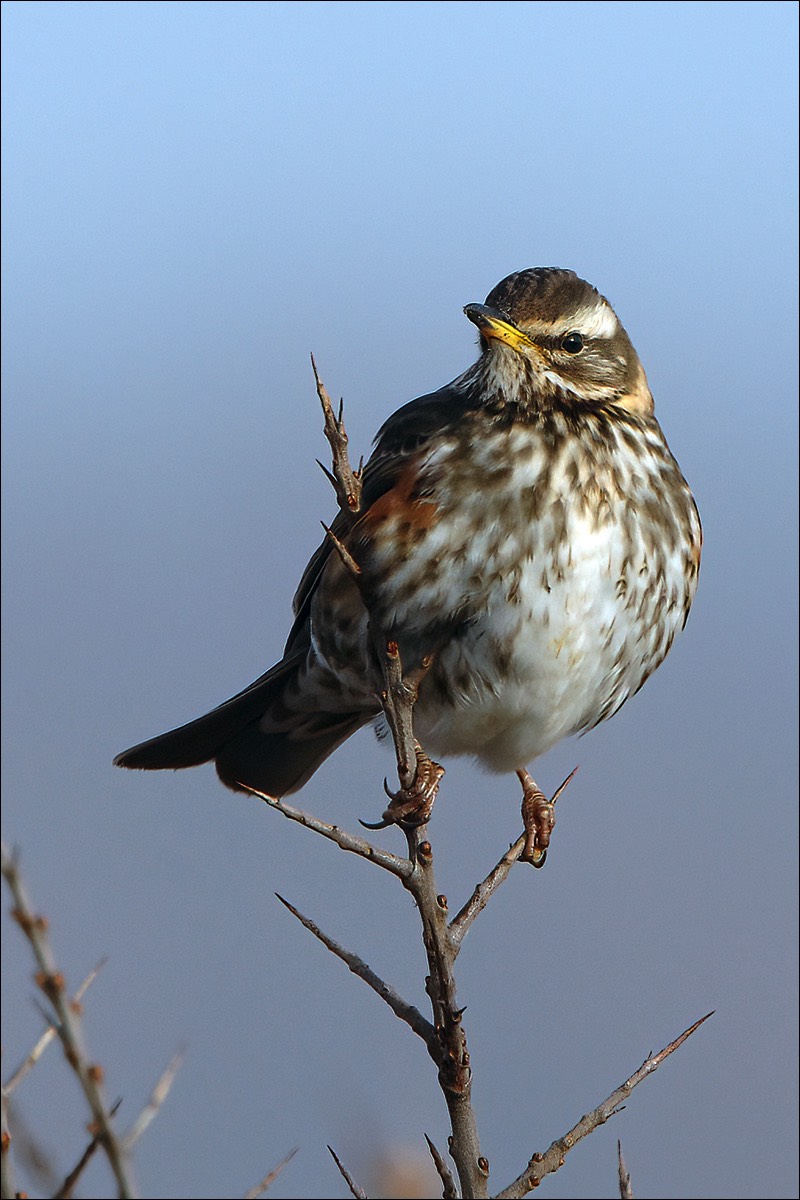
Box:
[381,749,445,827]
[518,769,557,867]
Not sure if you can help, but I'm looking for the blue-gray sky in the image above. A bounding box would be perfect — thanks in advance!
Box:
[2,2,797,1198]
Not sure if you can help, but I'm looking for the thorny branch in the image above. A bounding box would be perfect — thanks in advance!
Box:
[1,842,138,1199]
[312,354,362,518]
[3,958,107,1094]
[495,1013,714,1199]
[308,364,487,1195]
[313,354,441,808]
[3,960,108,1199]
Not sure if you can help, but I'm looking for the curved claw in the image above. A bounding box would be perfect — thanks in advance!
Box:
[362,752,445,831]
[358,776,407,828]
[359,815,395,830]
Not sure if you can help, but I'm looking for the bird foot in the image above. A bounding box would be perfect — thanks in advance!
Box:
[517,765,578,867]
[518,771,554,867]
[361,747,445,829]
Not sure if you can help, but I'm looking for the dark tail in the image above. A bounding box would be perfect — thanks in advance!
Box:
[114,652,368,797]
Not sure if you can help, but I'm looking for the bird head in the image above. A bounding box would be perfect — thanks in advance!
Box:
[464,268,653,416]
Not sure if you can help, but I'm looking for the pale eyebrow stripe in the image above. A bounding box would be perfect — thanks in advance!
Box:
[527,303,619,341]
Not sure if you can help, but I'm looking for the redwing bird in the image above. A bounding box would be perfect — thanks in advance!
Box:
[115,268,701,859]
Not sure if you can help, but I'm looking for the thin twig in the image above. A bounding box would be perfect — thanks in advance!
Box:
[4,959,107,1094]
[327,1144,368,1199]
[449,768,580,949]
[617,1139,633,1199]
[123,1049,185,1149]
[321,520,362,578]
[425,1133,458,1199]
[54,1099,122,1199]
[275,894,434,1042]
[243,1145,299,1199]
[448,834,527,954]
[1,843,138,1199]
[1,1077,15,1200]
[495,1012,714,1198]
[54,1132,102,1198]
[249,790,412,880]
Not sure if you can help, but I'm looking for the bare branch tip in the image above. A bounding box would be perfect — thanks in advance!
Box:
[552,764,580,804]
[274,892,299,917]
[674,1009,715,1045]
[320,520,361,576]
[243,1145,299,1199]
[617,1139,633,1200]
[424,1133,458,1199]
[327,1145,368,1199]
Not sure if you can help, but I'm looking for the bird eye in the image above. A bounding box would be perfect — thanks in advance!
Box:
[561,331,584,354]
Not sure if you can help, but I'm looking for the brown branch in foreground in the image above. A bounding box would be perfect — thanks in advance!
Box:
[495,1012,714,1199]
[1,842,138,1199]
[1,1075,16,1200]
[54,1099,122,1199]
[617,1139,633,1199]
[327,1144,368,1199]
[54,1130,102,1199]
[243,1145,299,1199]
[4,959,107,1095]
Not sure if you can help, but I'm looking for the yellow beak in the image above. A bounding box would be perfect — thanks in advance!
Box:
[464,303,534,351]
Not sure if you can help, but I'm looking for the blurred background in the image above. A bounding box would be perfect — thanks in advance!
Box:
[2,2,797,1198]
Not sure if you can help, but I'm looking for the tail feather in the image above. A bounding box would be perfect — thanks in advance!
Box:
[214,713,366,796]
[114,652,368,796]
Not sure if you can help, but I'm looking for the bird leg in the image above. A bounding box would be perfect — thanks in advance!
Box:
[516,766,578,867]
[517,769,555,867]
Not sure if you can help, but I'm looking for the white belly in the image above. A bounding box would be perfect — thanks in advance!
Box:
[413,506,690,771]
